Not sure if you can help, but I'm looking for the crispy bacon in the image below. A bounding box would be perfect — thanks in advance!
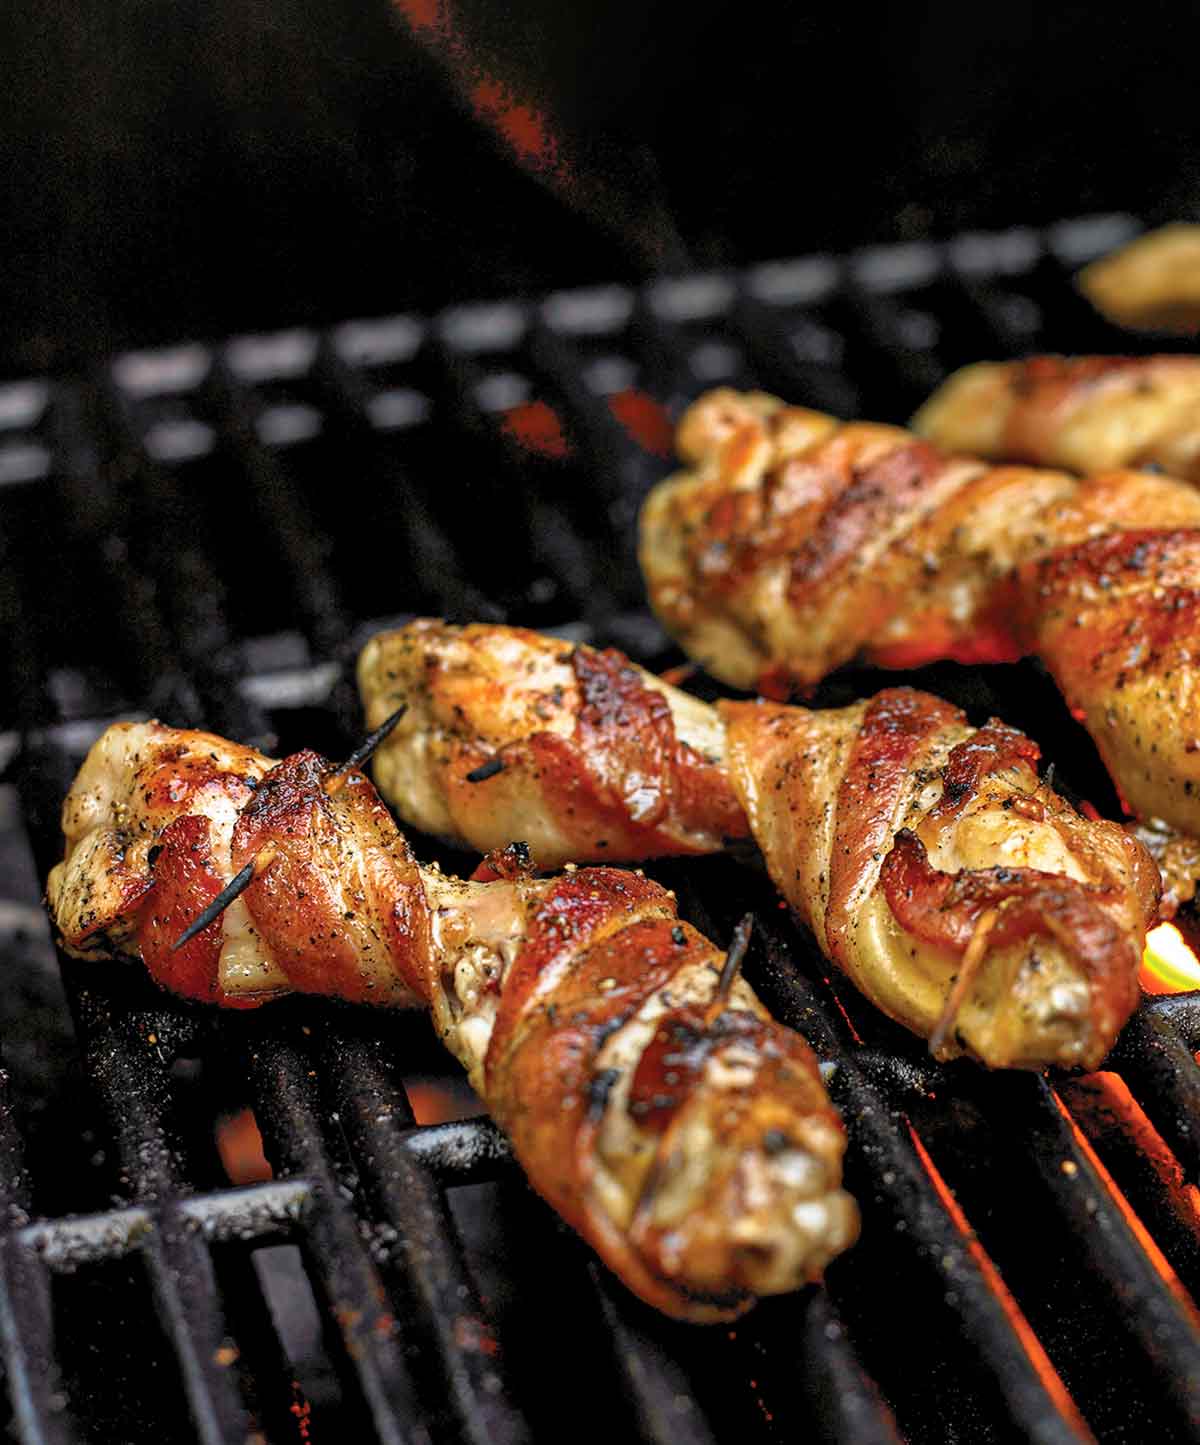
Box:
[925,721,1042,826]
[138,814,229,1005]
[786,440,953,601]
[488,893,855,1318]
[485,867,668,1079]
[232,751,431,1006]
[49,720,857,1322]
[719,693,1156,1070]
[627,1005,770,1134]
[824,688,959,968]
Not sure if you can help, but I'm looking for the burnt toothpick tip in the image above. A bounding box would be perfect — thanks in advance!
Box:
[465,756,506,784]
[714,912,755,1005]
[324,704,408,797]
[171,843,279,952]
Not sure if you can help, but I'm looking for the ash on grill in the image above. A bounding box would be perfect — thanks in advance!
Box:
[2,212,1200,1444]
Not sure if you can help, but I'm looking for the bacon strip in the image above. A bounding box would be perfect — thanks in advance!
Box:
[923,720,1042,828]
[825,688,960,965]
[718,689,1155,1070]
[880,830,1139,1052]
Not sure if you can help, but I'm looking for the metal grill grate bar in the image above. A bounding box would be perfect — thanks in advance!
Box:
[204,355,351,660]
[321,1028,532,1445]
[246,1033,431,1445]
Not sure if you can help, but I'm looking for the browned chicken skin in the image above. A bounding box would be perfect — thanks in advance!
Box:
[47,721,857,1321]
[639,388,1200,853]
[359,623,1159,1070]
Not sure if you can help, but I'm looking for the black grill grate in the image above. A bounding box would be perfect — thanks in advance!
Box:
[2,211,1200,1443]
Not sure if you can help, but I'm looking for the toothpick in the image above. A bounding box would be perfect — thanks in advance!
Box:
[324,703,408,797]
[705,912,755,1024]
[171,842,278,952]
[928,906,1000,1059]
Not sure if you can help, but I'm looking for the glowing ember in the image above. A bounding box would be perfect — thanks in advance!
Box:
[607,389,674,459]
[406,1075,486,1125]
[1141,922,1200,994]
[216,1108,272,1186]
[501,400,570,459]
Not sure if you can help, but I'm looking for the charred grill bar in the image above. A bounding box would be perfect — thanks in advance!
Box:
[2,212,1200,1441]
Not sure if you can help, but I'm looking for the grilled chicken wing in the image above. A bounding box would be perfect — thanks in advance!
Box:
[47,721,856,1320]
[359,623,1158,1070]
[913,356,1200,483]
[639,387,1200,848]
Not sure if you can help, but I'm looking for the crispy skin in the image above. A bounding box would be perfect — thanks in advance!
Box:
[357,619,745,867]
[1078,224,1200,333]
[721,692,1158,1070]
[640,387,1200,869]
[914,356,1200,482]
[48,721,855,1321]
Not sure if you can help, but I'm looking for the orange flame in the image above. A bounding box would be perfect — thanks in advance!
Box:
[406,1076,487,1125]
[1141,922,1200,995]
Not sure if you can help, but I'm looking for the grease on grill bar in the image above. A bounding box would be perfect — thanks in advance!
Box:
[3,211,1200,1443]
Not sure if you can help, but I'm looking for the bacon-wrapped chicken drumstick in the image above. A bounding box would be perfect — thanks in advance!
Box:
[639,387,1200,857]
[1077,223,1200,333]
[912,355,1200,484]
[47,721,857,1321]
[359,622,1159,1070]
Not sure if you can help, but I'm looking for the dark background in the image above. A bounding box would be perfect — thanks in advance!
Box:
[4,0,1199,377]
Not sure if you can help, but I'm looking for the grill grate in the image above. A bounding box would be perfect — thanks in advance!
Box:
[2,211,1200,1443]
